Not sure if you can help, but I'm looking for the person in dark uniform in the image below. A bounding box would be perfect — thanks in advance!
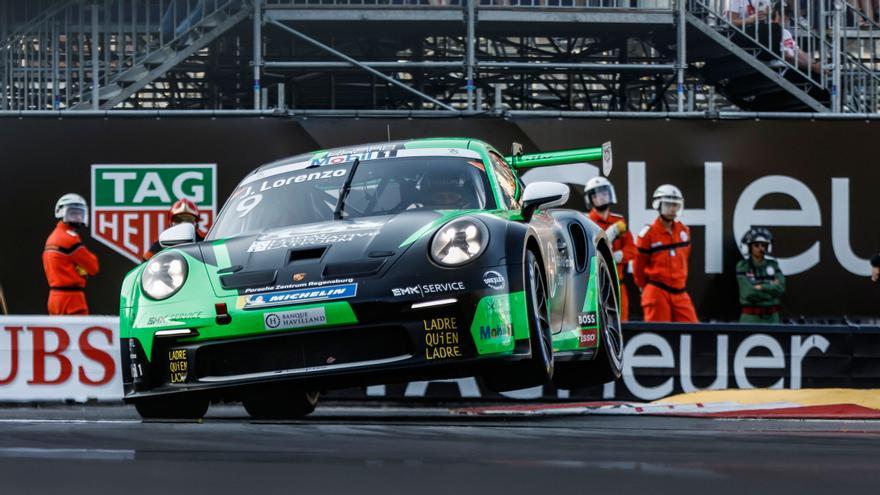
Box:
[143,198,203,261]
[736,227,785,323]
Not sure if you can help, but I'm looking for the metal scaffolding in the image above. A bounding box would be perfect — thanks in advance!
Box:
[0,0,877,113]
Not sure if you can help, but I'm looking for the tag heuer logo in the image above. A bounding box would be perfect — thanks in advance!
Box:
[91,164,217,263]
[293,273,306,282]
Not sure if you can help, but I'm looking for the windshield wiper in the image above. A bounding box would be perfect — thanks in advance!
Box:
[333,158,361,220]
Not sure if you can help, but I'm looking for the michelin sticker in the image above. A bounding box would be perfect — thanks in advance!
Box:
[264,307,327,331]
[244,283,357,309]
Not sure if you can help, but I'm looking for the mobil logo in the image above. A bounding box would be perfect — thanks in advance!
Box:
[91,164,216,262]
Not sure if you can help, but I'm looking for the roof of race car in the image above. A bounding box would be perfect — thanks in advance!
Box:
[249,138,493,177]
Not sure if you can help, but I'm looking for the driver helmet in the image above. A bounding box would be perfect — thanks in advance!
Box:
[420,169,472,208]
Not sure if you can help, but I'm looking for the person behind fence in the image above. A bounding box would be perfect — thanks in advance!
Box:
[43,193,100,315]
[774,3,823,75]
[584,176,637,321]
[143,198,204,261]
[737,227,785,323]
[725,0,784,58]
[633,185,699,323]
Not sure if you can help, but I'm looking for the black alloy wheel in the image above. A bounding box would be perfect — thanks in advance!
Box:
[552,250,624,390]
[133,395,210,420]
[243,390,319,420]
[526,249,554,381]
[482,249,554,392]
[596,253,623,377]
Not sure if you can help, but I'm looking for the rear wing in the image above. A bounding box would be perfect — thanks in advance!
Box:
[505,141,613,176]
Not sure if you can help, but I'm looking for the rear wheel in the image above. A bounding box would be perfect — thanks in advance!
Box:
[243,390,319,420]
[553,252,623,389]
[133,395,210,420]
[483,250,554,392]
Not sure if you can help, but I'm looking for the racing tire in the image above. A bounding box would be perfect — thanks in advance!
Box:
[553,252,624,390]
[243,390,319,420]
[482,249,554,393]
[133,395,210,420]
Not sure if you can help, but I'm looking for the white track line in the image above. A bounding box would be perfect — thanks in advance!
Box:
[0,447,135,460]
[0,419,140,424]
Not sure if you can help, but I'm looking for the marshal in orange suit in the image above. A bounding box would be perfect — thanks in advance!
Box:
[633,184,698,323]
[43,193,99,315]
[584,177,636,321]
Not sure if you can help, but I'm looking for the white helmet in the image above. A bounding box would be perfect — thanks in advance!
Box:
[652,184,684,219]
[584,176,617,209]
[55,193,89,226]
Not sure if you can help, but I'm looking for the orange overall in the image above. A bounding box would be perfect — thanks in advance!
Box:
[633,217,698,323]
[588,210,637,321]
[43,222,99,315]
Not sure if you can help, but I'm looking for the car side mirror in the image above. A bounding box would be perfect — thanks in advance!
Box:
[521,182,570,222]
[159,222,196,248]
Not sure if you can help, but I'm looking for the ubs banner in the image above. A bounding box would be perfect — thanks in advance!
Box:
[0,316,120,401]
[0,116,878,319]
[0,316,875,403]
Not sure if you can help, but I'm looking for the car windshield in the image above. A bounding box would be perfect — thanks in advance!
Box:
[208,156,495,240]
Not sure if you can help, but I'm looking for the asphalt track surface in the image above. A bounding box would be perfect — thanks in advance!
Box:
[0,404,878,495]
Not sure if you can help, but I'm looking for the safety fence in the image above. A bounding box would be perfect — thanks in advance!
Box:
[0,315,876,403]
[264,0,671,8]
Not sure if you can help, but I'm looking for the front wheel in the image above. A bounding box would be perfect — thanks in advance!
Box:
[133,395,210,420]
[482,250,554,392]
[553,252,624,390]
[243,389,319,420]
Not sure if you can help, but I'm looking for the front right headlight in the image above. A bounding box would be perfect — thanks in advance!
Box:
[141,251,188,300]
[430,217,489,266]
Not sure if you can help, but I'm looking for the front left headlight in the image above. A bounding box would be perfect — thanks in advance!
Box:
[141,251,188,300]
[430,217,489,266]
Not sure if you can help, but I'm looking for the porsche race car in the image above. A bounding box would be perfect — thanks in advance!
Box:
[120,138,623,419]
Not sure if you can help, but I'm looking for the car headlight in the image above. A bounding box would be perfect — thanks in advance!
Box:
[430,218,489,266]
[141,251,188,300]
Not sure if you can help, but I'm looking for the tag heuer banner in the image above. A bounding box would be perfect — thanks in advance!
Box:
[91,165,217,263]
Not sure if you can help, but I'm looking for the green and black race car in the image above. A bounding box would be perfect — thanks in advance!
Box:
[120,138,623,419]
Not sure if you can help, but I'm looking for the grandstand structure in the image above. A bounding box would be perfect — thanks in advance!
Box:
[0,0,878,114]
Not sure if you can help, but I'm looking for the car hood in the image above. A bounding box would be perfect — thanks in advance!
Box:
[199,210,465,296]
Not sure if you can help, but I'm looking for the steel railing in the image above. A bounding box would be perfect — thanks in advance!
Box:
[2,0,877,111]
[688,0,879,112]
[0,0,245,111]
[265,0,672,8]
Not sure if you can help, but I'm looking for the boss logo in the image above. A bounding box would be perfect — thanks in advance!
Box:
[578,312,597,326]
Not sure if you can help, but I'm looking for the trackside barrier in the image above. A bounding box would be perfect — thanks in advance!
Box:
[0,316,877,403]
[0,316,120,402]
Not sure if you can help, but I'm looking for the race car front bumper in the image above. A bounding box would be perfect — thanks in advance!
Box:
[121,266,533,401]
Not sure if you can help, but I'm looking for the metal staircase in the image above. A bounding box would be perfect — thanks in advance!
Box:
[682,0,879,113]
[0,0,249,111]
[2,0,878,113]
